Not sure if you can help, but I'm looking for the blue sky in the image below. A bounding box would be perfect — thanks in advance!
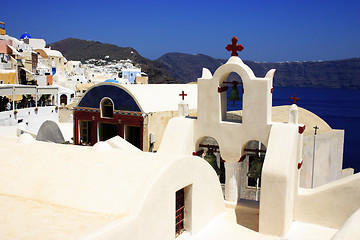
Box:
[2,0,360,62]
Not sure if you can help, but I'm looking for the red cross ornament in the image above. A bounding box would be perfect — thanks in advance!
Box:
[179,91,187,100]
[225,36,244,56]
[290,94,300,104]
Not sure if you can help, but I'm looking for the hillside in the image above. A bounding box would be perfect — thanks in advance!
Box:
[157,53,360,89]
[47,38,177,84]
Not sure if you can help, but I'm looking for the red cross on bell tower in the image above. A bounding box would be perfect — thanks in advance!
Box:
[225,36,244,56]
[290,94,300,104]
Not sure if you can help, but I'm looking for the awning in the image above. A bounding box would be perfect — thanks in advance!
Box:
[21,67,34,75]
[7,45,21,56]
[37,86,58,95]
[0,86,13,96]
[14,86,37,95]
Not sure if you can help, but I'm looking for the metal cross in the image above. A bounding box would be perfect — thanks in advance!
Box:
[313,125,319,135]
[225,36,244,56]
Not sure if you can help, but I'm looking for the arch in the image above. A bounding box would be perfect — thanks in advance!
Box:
[213,57,255,87]
[100,97,114,118]
[77,83,142,112]
[195,136,225,184]
[213,58,255,123]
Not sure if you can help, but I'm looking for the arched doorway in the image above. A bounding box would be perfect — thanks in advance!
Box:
[60,94,67,106]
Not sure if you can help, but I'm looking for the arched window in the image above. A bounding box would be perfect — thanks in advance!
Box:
[101,98,114,118]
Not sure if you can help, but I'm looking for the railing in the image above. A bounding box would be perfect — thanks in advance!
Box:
[0,62,13,70]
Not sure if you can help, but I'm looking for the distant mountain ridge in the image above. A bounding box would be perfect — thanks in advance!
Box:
[157,52,360,89]
[48,38,360,88]
[47,38,177,84]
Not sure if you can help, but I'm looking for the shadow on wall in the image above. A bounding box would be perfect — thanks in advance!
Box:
[234,199,260,232]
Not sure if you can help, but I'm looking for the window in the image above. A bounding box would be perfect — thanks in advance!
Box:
[175,188,185,237]
[79,120,91,145]
[100,98,114,118]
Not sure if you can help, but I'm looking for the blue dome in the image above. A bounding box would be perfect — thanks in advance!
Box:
[104,79,118,83]
[20,33,31,39]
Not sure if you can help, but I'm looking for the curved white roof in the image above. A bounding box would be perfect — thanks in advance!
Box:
[35,48,64,58]
[124,83,197,113]
[78,83,198,113]
[0,135,224,239]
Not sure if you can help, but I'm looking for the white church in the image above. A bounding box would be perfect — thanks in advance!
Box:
[0,37,359,240]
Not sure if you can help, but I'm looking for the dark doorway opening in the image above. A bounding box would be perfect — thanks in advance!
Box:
[60,94,67,105]
[19,69,27,85]
[125,125,141,148]
[99,122,117,141]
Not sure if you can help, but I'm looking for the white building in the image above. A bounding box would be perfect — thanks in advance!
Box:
[0,38,359,240]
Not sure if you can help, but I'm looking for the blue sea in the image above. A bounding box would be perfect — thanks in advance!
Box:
[227,87,360,173]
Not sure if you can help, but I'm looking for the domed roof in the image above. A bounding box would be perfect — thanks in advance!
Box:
[104,79,118,83]
[20,33,31,39]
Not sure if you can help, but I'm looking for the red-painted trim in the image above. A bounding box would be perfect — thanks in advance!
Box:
[298,160,303,169]
[242,87,244,94]
[298,125,306,134]
[193,149,204,156]
[271,87,274,93]
[74,116,78,145]
[239,155,246,162]
[218,86,228,93]
[74,110,144,150]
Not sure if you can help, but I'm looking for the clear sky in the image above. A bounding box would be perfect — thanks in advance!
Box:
[2,0,360,62]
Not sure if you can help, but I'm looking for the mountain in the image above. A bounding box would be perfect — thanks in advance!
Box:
[157,53,360,89]
[156,53,225,84]
[48,39,360,88]
[47,38,177,84]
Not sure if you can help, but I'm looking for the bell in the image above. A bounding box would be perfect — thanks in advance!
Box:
[247,156,263,179]
[228,82,241,106]
[204,151,221,175]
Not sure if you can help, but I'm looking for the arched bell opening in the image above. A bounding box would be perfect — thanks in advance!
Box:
[219,72,244,123]
[239,140,267,201]
[194,136,225,184]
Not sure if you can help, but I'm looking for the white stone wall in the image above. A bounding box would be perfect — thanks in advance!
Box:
[295,173,360,229]
[301,130,352,188]
[0,138,225,239]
